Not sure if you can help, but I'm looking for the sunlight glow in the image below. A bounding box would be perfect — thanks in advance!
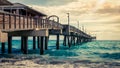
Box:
[93,0,106,12]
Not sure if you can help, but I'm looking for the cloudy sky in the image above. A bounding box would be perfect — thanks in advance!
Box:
[8,0,120,40]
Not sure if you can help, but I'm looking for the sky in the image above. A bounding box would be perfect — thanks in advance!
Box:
[8,0,120,40]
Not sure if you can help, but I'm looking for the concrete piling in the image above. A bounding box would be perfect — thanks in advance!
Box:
[8,36,12,54]
[56,34,60,50]
[1,43,5,54]
[33,36,36,50]
[40,36,44,55]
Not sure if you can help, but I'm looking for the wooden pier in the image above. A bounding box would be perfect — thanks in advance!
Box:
[0,0,96,55]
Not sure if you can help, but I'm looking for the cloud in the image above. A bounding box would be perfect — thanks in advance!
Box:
[44,0,78,6]
[8,0,120,40]
[96,2,120,14]
[9,0,78,6]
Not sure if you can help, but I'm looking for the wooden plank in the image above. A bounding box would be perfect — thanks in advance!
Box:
[8,29,49,36]
[2,13,5,29]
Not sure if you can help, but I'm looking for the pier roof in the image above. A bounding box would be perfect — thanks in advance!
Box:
[13,3,47,16]
[0,0,13,5]
[0,3,46,16]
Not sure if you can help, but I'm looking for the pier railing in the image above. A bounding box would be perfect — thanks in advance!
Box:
[0,11,63,32]
[63,25,92,38]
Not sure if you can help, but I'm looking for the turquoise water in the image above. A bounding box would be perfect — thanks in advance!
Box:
[0,38,120,63]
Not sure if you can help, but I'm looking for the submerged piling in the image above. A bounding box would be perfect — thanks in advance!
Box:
[23,36,28,54]
[21,37,24,51]
[37,36,40,48]
[63,35,66,46]
[56,34,60,50]
[33,36,36,50]
[1,43,5,54]
[8,36,12,54]
[45,36,48,50]
[67,36,71,48]
[40,36,44,55]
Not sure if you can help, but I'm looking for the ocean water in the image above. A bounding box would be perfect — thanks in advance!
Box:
[0,38,120,64]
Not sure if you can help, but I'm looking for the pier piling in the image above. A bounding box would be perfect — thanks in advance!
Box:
[56,34,60,50]
[67,36,71,48]
[45,36,48,50]
[40,36,44,55]
[23,36,28,54]
[73,37,75,45]
[71,36,73,45]
[37,36,40,48]
[63,35,66,46]
[1,43,5,54]
[21,37,24,51]
[33,36,36,50]
[8,36,12,54]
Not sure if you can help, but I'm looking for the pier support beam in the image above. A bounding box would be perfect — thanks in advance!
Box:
[76,37,78,45]
[67,36,71,48]
[1,43,5,54]
[73,36,75,45]
[71,36,73,45]
[8,36,12,54]
[21,37,24,51]
[78,37,80,44]
[37,36,40,48]
[81,38,83,43]
[45,36,48,50]
[23,36,28,54]
[56,34,60,50]
[40,36,44,55]
[33,36,36,50]
[76,37,79,44]
[63,35,66,46]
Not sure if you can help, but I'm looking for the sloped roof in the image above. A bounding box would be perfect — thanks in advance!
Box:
[0,3,47,16]
[14,3,47,16]
[0,0,13,5]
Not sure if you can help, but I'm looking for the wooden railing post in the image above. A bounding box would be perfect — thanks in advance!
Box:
[14,15,16,29]
[41,19,43,28]
[44,19,46,28]
[2,13,5,29]
[33,18,35,28]
[35,18,38,28]
[27,16,29,28]
[38,18,39,28]
[43,19,44,28]
[9,14,11,29]
[23,16,25,29]
[30,17,32,28]
[19,15,21,29]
